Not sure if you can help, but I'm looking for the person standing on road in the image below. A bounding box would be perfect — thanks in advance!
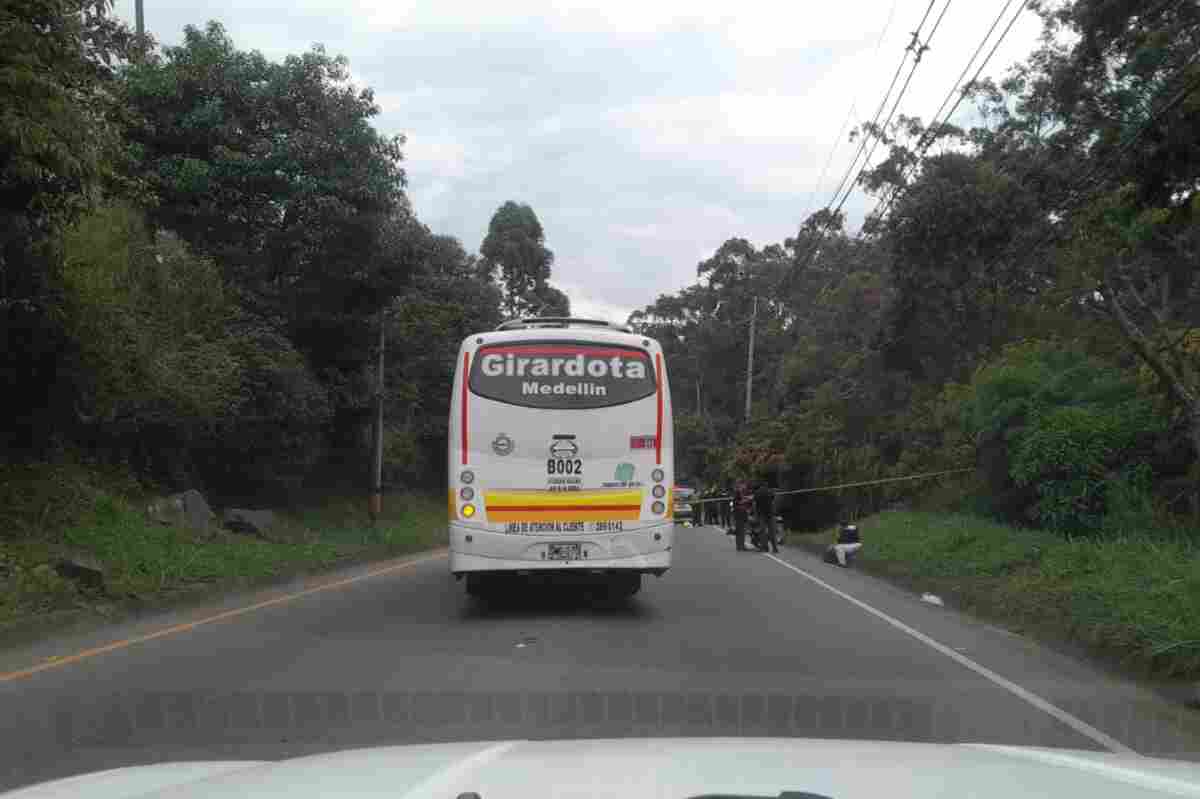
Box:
[732,481,754,552]
[753,481,779,553]
[719,482,733,530]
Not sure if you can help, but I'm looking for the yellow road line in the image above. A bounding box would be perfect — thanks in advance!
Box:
[0,550,448,683]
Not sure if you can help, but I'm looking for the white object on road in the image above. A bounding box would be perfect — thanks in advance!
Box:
[921,593,944,606]
[5,737,1200,798]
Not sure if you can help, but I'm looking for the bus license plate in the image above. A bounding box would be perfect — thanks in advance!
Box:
[547,543,581,561]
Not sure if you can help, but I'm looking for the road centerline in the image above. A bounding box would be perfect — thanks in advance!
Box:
[0,551,448,684]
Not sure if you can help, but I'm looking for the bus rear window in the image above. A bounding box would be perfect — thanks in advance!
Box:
[469,341,656,409]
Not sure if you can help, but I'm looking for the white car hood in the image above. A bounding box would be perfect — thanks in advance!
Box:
[6,738,1200,799]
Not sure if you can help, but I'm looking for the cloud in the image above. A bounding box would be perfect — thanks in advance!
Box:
[550,281,637,325]
[115,0,1045,313]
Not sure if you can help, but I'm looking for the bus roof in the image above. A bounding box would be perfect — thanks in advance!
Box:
[495,317,635,334]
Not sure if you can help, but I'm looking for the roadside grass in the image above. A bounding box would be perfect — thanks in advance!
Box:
[798,511,1200,679]
[285,494,448,553]
[0,458,447,630]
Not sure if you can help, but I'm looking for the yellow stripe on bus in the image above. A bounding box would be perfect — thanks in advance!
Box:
[484,488,643,522]
[487,509,643,522]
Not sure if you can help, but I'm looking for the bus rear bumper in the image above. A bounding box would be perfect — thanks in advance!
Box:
[448,523,672,576]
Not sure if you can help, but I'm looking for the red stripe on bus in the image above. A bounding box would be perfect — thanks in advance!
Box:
[655,353,663,465]
[489,505,643,512]
[461,351,470,465]
[478,347,647,358]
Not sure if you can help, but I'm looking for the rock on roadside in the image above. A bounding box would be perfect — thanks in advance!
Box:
[147,489,217,536]
[222,508,276,539]
[53,550,106,593]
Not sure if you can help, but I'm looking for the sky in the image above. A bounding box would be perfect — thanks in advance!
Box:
[113,0,1045,323]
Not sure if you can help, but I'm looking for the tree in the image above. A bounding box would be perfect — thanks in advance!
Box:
[1,0,140,452]
[385,229,503,487]
[964,340,1164,530]
[120,22,419,475]
[56,202,334,497]
[874,153,1043,384]
[1,0,137,252]
[479,201,555,318]
[534,284,571,317]
[1013,0,1200,463]
[121,22,412,360]
[1058,186,1200,461]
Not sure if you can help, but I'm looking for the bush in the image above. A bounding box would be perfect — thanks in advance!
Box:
[59,204,242,437]
[59,491,340,596]
[197,313,333,503]
[0,454,149,541]
[862,511,1200,676]
[964,341,1165,531]
[382,428,431,488]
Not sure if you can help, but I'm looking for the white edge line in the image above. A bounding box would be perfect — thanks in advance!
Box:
[764,552,1138,756]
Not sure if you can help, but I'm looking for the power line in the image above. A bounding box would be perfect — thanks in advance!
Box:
[800,0,901,223]
[694,467,975,503]
[825,0,939,216]
[927,0,1021,145]
[779,0,946,301]
[823,55,912,213]
[802,103,859,225]
[869,0,1031,222]
[832,0,954,217]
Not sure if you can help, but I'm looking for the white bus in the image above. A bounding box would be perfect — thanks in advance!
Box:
[447,317,675,599]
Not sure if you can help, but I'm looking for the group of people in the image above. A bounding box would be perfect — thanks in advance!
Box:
[696,481,780,553]
[694,480,863,567]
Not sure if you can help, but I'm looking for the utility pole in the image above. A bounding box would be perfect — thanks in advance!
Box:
[744,295,757,424]
[370,306,385,523]
[135,0,144,38]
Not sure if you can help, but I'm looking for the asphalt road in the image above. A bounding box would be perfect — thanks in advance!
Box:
[3,524,1200,792]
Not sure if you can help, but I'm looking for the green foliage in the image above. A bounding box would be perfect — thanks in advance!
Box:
[58,492,339,595]
[200,314,332,500]
[0,464,446,624]
[879,154,1043,383]
[286,494,447,551]
[0,0,142,452]
[0,453,148,542]
[382,429,429,487]
[673,413,724,482]
[965,341,1165,530]
[856,510,1200,676]
[59,203,242,433]
[384,229,503,484]
[0,0,136,234]
[536,284,571,317]
[122,21,413,373]
[479,201,557,318]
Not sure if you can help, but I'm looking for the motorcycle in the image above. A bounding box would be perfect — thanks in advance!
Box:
[747,510,778,551]
[725,510,784,551]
